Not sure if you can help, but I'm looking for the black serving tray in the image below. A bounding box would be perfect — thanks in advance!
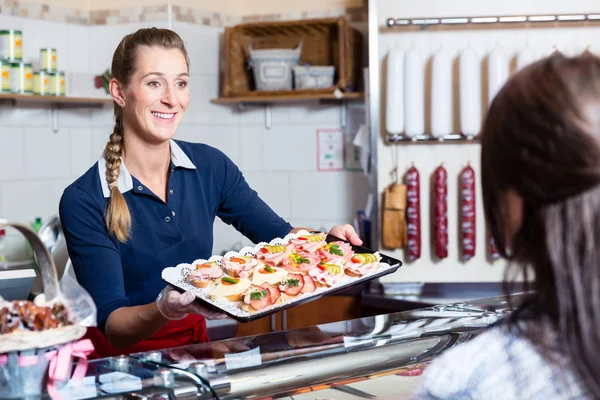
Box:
[164,233,403,323]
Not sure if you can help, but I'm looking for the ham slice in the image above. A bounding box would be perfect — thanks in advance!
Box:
[291,234,327,254]
[301,274,316,293]
[317,241,354,263]
[282,252,320,272]
[260,283,281,305]
[256,244,291,266]
[279,273,304,296]
[243,285,270,311]
[308,262,344,287]
[223,256,258,277]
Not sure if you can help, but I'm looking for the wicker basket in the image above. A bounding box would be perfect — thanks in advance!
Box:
[222,17,362,97]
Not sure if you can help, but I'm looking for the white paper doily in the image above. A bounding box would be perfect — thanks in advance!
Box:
[161,230,395,319]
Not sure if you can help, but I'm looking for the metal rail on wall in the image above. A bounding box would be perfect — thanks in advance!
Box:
[385,12,600,29]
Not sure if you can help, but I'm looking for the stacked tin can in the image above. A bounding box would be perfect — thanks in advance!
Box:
[36,48,64,96]
[0,29,33,95]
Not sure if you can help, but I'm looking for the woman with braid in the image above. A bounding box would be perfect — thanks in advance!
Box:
[59,28,362,358]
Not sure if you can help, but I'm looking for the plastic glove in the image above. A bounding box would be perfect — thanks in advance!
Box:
[156,285,227,321]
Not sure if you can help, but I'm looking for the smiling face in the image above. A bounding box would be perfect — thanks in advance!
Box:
[119,46,190,144]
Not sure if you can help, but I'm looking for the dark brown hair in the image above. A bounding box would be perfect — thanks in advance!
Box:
[104,28,189,242]
[481,52,600,396]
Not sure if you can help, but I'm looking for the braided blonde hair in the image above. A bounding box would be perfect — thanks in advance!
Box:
[104,28,189,242]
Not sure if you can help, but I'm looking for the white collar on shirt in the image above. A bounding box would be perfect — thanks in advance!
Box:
[98,139,196,198]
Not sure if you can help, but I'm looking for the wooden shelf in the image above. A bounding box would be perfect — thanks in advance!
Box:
[211,92,364,105]
[0,93,113,108]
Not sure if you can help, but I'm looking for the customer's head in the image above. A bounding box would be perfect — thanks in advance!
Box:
[481,52,600,396]
[105,28,190,242]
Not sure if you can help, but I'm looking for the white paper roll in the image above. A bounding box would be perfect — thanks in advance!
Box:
[488,45,509,106]
[386,47,404,135]
[404,47,425,138]
[459,47,481,137]
[516,44,536,71]
[431,47,453,138]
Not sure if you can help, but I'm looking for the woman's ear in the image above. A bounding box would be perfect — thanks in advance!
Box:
[109,78,126,107]
[505,189,524,252]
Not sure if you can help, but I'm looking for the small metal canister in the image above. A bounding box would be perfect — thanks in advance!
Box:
[33,71,50,96]
[49,71,65,96]
[0,29,23,61]
[10,62,32,94]
[0,60,11,93]
[40,48,57,72]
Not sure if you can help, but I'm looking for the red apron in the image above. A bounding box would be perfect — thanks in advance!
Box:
[85,314,209,359]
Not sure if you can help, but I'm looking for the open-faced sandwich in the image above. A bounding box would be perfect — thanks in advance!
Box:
[186,261,223,288]
[317,241,354,263]
[251,263,288,286]
[308,260,346,287]
[291,233,327,253]
[282,251,320,273]
[345,253,382,277]
[209,276,252,302]
[256,244,291,266]
[222,255,259,278]
[241,285,272,312]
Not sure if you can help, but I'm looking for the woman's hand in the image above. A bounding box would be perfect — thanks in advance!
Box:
[329,224,363,246]
[156,285,227,320]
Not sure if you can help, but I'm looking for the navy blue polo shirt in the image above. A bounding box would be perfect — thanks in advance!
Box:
[59,140,292,332]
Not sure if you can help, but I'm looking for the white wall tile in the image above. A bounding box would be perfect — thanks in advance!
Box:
[287,102,340,125]
[0,14,23,30]
[239,125,262,172]
[70,128,94,178]
[236,104,290,126]
[0,181,52,224]
[0,127,25,181]
[91,127,111,160]
[90,106,114,131]
[243,172,291,220]
[47,178,74,217]
[65,24,90,73]
[260,125,317,172]
[24,127,71,179]
[171,22,222,75]
[57,109,92,128]
[174,124,211,144]
[0,105,49,127]
[189,74,239,125]
[21,19,67,71]
[88,21,171,73]
[212,219,250,255]
[290,171,369,221]
[206,125,241,167]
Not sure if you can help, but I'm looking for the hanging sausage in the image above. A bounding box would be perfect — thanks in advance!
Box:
[431,46,453,139]
[488,44,509,106]
[386,46,404,136]
[406,164,421,261]
[459,46,481,138]
[433,164,448,259]
[404,47,425,138]
[460,163,476,260]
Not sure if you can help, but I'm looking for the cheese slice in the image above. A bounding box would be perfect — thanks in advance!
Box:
[209,277,251,301]
[251,266,288,286]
